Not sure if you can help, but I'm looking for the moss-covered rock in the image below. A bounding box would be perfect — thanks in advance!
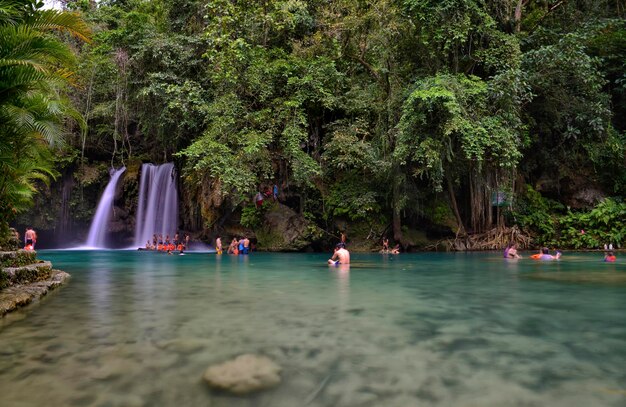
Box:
[1,248,69,315]
[0,228,21,251]
[257,203,323,251]
[0,269,70,316]
[0,250,37,268]
[3,261,53,285]
[0,270,7,291]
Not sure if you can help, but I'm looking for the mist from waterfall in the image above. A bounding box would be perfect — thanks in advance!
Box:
[85,167,126,248]
[134,163,179,247]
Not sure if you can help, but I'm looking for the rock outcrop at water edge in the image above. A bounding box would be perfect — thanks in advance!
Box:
[0,250,70,317]
[257,203,324,251]
[203,354,281,394]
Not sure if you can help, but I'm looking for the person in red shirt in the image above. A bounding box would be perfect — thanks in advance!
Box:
[604,251,617,262]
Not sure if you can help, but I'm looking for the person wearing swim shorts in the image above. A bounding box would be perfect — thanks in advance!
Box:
[242,236,250,254]
[328,243,350,265]
[24,227,37,249]
[255,191,264,208]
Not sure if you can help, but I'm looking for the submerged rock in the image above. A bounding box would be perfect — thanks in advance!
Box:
[202,354,281,394]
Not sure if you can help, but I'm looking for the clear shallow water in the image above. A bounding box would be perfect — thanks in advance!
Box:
[1,251,625,407]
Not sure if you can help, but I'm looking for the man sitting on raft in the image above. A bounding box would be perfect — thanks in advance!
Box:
[328,243,350,265]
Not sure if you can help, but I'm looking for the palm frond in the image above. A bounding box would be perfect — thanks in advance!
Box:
[26,9,92,43]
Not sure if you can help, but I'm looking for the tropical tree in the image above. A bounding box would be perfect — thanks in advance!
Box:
[0,0,90,238]
[176,0,343,227]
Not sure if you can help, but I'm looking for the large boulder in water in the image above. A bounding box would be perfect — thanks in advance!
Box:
[258,203,323,251]
[202,354,281,394]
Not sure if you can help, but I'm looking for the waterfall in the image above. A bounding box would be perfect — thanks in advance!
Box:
[85,167,126,248]
[134,163,179,247]
[58,173,73,236]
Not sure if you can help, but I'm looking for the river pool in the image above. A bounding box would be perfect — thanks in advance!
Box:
[0,250,625,406]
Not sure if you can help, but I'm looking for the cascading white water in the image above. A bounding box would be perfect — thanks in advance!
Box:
[134,163,179,247]
[85,167,126,248]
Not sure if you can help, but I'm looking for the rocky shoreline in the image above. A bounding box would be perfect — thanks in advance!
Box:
[0,250,70,317]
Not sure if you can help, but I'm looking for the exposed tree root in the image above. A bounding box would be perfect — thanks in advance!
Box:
[428,226,533,251]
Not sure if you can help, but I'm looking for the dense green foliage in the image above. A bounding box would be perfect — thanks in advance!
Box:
[4,0,626,248]
[514,187,626,248]
[0,0,90,236]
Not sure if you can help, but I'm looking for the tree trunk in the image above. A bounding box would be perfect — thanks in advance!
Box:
[392,180,403,242]
[514,0,523,33]
[447,177,465,235]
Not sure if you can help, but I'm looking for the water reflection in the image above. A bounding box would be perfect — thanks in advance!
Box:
[0,250,624,407]
[88,254,113,342]
[330,265,350,315]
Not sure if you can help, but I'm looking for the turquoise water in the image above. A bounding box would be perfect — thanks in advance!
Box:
[0,251,625,407]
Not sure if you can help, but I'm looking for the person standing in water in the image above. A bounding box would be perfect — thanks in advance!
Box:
[328,243,350,265]
[184,234,190,250]
[228,238,239,254]
[243,236,250,254]
[215,236,223,254]
[238,237,245,254]
[504,242,522,259]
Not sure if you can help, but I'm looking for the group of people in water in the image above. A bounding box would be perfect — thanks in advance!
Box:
[18,224,618,264]
[504,242,617,262]
[144,233,190,254]
[215,236,253,255]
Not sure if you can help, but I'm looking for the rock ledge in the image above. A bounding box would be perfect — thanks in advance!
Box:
[1,253,70,317]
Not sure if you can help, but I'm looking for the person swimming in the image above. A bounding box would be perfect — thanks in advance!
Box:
[539,247,561,260]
